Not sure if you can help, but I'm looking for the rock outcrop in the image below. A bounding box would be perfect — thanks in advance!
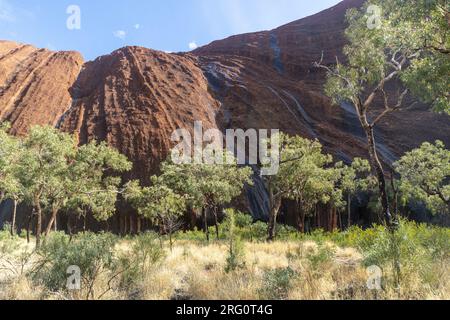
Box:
[59,47,220,182]
[193,0,449,163]
[0,40,83,135]
[0,0,449,225]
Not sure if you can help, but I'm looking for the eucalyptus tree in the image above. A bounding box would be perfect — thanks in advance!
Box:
[44,141,132,236]
[157,152,253,241]
[0,123,25,235]
[394,141,449,215]
[335,158,376,227]
[18,126,76,248]
[264,133,342,239]
[124,180,186,250]
[315,0,449,228]
[64,141,132,230]
[17,126,132,247]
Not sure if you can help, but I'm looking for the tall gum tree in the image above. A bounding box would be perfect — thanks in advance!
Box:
[0,123,24,235]
[315,0,450,228]
[264,133,344,240]
[19,126,76,248]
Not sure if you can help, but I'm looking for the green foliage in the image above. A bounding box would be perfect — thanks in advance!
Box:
[233,210,254,228]
[259,267,296,300]
[117,232,165,289]
[344,219,450,288]
[0,124,132,246]
[33,232,118,293]
[264,133,345,239]
[394,141,449,215]
[66,141,132,221]
[125,181,186,231]
[245,221,269,241]
[336,158,376,198]
[275,133,341,210]
[0,123,24,204]
[19,125,76,204]
[224,209,246,273]
[324,0,449,114]
[132,232,166,265]
[157,153,253,211]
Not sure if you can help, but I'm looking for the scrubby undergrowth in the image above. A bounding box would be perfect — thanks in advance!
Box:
[0,220,448,300]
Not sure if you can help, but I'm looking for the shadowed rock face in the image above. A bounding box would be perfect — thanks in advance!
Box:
[193,0,450,163]
[0,0,449,221]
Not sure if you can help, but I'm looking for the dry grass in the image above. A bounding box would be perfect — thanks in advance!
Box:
[0,238,448,300]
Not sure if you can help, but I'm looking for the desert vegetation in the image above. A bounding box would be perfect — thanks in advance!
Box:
[0,123,448,300]
[0,0,449,301]
[0,217,448,300]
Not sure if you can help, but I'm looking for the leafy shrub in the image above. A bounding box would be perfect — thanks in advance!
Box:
[306,244,336,270]
[276,225,302,241]
[238,221,267,241]
[118,232,165,289]
[33,232,118,297]
[175,228,210,242]
[233,211,253,228]
[412,223,449,263]
[353,220,441,290]
[340,225,385,249]
[259,267,296,300]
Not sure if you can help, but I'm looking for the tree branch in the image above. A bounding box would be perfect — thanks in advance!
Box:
[313,53,354,88]
[370,89,416,127]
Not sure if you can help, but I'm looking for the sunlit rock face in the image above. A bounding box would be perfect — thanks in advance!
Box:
[0,40,83,136]
[58,46,221,183]
[0,0,449,223]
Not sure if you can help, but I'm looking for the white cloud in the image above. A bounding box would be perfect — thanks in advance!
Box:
[134,24,140,30]
[188,41,198,50]
[0,0,15,22]
[113,30,126,40]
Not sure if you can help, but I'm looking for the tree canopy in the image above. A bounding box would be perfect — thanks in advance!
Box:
[316,0,450,228]
[323,0,449,115]
[156,152,253,240]
[0,124,132,247]
[157,152,253,211]
[394,141,450,215]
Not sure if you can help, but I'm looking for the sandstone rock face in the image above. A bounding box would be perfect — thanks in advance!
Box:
[193,0,450,163]
[0,40,83,135]
[0,0,449,222]
[59,47,220,181]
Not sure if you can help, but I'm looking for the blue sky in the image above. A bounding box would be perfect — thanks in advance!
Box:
[0,0,341,61]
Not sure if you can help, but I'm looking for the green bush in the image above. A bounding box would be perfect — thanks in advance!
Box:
[259,267,296,300]
[175,228,210,242]
[237,221,267,241]
[233,211,253,228]
[306,244,336,270]
[33,232,118,294]
[118,232,165,289]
